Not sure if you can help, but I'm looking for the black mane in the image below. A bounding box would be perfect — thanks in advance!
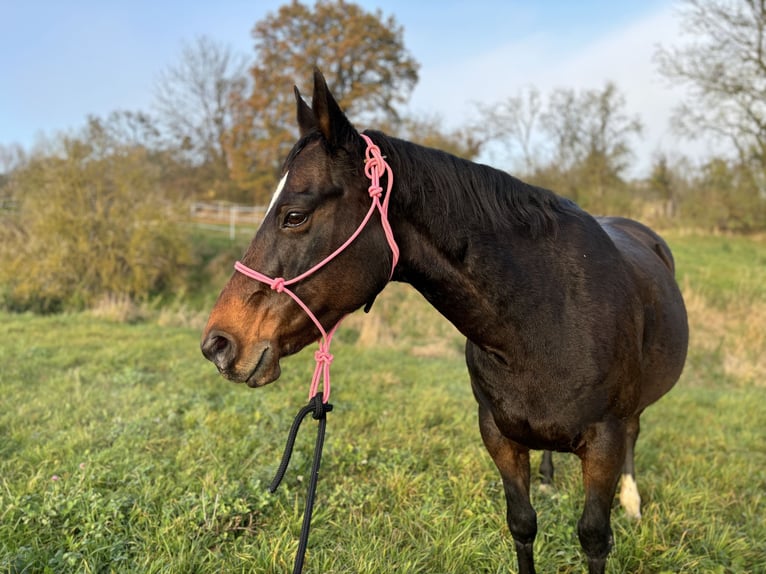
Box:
[365,130,577,241]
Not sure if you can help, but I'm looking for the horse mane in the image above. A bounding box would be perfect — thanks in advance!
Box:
[365,130,577,241]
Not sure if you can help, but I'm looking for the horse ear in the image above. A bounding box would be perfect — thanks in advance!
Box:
[311,67,357,148]
[295,86,316,137]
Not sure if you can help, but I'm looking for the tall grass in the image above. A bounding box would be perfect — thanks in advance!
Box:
[1,232,764,573]
[668,233,766,390]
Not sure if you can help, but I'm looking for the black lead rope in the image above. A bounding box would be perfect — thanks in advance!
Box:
[269,393,333,574]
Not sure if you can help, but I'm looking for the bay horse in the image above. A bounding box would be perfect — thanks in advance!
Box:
[201,69,688,574]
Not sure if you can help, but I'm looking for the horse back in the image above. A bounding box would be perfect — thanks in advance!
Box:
[597,216,676,273]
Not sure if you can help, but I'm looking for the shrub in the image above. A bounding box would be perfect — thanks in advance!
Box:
[0,127,192,312]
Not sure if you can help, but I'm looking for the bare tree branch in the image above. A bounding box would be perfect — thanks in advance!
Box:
[154,35,248,168]
[656,0,766,167]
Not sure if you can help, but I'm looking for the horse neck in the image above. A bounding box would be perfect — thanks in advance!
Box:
[378,135,532,347]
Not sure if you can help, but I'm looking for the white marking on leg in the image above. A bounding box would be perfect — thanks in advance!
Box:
[619,473,642,520]
[538,483,554,495]
[265,172,289,217]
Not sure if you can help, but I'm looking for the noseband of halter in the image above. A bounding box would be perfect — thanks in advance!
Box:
[233,133,399,403]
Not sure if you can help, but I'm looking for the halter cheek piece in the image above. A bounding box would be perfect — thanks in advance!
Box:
[233,133,399,402]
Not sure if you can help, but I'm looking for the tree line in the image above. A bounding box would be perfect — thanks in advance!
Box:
[1,0,764,312]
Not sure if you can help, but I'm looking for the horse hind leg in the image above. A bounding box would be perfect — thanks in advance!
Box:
[538,450,554,492]
[478,403,538,574]
[619,415,642,520]
[577,419,626,574]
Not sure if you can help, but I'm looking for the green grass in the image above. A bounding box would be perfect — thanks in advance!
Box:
[1,232,765,573]
[667,231,766,308]
[662,232,766,391]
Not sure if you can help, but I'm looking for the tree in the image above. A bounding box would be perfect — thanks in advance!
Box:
[85,110,162,156]
[227,0,419,203]
[393,113,484,161]
[656,0,766,167]
[477,82,644,212]
[646,152,696,222]
[656,0,766,231]
[476,86,543,173]
[0,144,26,207]
[0,143,26,175]
[541,83,642,178]
[477,82,642,211]
[154,36,248,200]
[535,82,643,212]
[0,119,191,312]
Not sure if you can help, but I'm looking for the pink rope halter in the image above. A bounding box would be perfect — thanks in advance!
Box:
[233,133,399,403]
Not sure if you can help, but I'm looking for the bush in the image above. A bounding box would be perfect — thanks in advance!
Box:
[0,128,192,312]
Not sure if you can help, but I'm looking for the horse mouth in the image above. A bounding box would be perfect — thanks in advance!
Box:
[244,344,282,388]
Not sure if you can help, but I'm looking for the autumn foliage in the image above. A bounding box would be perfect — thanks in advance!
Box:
[225,0,419,203]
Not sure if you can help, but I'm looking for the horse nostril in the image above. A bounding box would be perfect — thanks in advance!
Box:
[201,330,237,372]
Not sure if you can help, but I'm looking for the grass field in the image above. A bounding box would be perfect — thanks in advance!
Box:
[1,232,765,573]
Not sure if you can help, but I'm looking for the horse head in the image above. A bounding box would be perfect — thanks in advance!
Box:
[201,69,395,388]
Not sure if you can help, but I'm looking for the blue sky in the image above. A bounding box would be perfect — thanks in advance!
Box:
[1,1,712,173]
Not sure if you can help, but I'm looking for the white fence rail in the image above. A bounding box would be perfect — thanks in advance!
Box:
[190,202,267,240]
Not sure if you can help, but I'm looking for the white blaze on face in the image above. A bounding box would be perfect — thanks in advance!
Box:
[266,172,289,217]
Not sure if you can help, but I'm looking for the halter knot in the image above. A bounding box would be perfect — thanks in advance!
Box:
[314,349,334,365]
[271,278,286,293]
[368,184,383,199]
[364,155,385,178]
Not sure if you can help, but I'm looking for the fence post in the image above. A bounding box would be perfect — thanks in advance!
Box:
[229,205,236,241]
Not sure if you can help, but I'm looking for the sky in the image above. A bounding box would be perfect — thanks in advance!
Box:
[1,1,718,175]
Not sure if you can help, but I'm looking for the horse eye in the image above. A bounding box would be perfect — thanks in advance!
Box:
[283,211,308,228]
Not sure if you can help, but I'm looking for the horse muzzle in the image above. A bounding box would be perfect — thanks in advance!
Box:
[200,330,282,387]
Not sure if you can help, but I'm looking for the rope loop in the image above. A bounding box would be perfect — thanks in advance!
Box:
[311,393,333,420]
[267,393,333,573]
[364,155,383,178]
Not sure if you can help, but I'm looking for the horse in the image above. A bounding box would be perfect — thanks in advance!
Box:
[201,69,688,574]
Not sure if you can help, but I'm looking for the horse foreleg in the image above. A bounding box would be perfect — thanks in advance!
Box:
[576,419,626,574]
[619,415,642,519]
[478,404,537,574]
